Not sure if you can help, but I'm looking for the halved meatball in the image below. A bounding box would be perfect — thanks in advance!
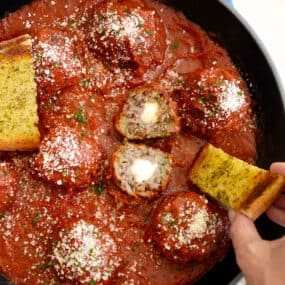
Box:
[32,124,104,188]
[149,191,229,264]
[111,142,172,199]
[115,87,180,140]
[52,220,121,284]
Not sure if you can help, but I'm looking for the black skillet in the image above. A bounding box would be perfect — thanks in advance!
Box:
[0,0,285,284]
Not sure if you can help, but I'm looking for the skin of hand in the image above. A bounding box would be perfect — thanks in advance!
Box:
[229,210,285,285]
[266,162,285,226]
[229,162,285,285]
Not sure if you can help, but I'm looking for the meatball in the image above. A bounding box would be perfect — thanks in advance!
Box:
[52,220,121,284]
[115,86,180,140]
[111,142,172,199]
[32,124,104,188]
[149,191,229,264]
[81,0,166,79]
[33,28,87,92]
[37,87,104,135]
[0,162,16,213]
[175,67,252,139]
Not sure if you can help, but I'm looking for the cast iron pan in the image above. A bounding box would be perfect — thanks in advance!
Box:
[0,0,285,284]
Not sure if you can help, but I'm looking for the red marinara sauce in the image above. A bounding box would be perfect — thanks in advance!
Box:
[0,0,257,284]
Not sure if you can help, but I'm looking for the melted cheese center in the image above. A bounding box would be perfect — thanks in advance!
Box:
[140,102,159,124]
[131,159,158,183]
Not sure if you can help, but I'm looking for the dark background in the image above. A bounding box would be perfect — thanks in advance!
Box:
[0,0,285,284]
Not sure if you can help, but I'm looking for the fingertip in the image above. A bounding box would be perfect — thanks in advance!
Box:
[270,162,285,176]
[229,211,261,248]
[228,209,237,223]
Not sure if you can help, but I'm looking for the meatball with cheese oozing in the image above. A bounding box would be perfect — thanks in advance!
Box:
[111,142,172,199]
[149,191,229,264]
[52,220,121,284]
[115,87,180,140]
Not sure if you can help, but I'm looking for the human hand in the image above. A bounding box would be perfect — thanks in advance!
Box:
[229,210,285,285]
[266,162,285,226]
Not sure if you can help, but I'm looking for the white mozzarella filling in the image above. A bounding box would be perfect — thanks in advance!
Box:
[130,159,158,183]
[140,102,159,124]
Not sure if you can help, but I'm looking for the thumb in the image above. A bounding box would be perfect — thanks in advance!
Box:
[229,210,261,250]
[270,162,285,177]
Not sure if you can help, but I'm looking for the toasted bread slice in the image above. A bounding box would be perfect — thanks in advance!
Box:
[0,34,40,151]
[189,143,285,220]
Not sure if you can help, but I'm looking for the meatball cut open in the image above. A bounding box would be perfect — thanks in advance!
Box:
[52,220,121,285]
[149,191,230,264]
[112,142,172,199]
[115,87,180,140]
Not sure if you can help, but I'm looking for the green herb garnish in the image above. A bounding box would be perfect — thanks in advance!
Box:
[91,183,105,196]
[172,41,180,49]
[73,106,88,125]
[32,212,41,226]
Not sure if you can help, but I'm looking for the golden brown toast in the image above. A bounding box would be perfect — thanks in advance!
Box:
[0,34,40,151]
[189,143,285,220]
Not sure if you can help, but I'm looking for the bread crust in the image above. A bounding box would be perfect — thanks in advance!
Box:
[0,34,40,151]
[189,143,285,220]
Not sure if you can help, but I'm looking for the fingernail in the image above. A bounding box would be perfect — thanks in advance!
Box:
[228,209,236,222]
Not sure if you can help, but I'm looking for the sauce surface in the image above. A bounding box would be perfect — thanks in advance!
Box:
[0,0,257,284]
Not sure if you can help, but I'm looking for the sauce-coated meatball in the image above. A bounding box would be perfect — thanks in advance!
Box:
[32,124,104,188]
[176,67,253,139]
[33,28,87,92]
[81,0,166,80]
[149,191,229,263]
[52,220,121,284]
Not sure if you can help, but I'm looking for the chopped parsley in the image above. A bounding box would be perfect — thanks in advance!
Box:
[174,79,184,87]
[214,80,226,88]
[89,280,97,285]
[98,13,105,21]
[97,232,103,238]
[91,183,105,196]
[45,261,54,268]
[145,29,154,36]
[142,213,149,223]
[162,212,169,217]
[32,212,41,226]
[137,23,144,29]
[172,41,180,49]
[62,170,68,176]
[237,90,243,96]
[73,106,88,125]
[209,111,216,117]
[169,219,178,227]
[105,268,114,274]
[52,62,58,68]
[2,169,9,176]
[123,9,131,14]
[198,96,205,103]
[82,79,90,88]
[198,82,205,90]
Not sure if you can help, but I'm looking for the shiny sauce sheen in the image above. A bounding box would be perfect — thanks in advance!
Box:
[0,0,257,284]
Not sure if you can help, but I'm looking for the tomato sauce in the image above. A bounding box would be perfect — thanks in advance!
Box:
[0,0,257,284]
